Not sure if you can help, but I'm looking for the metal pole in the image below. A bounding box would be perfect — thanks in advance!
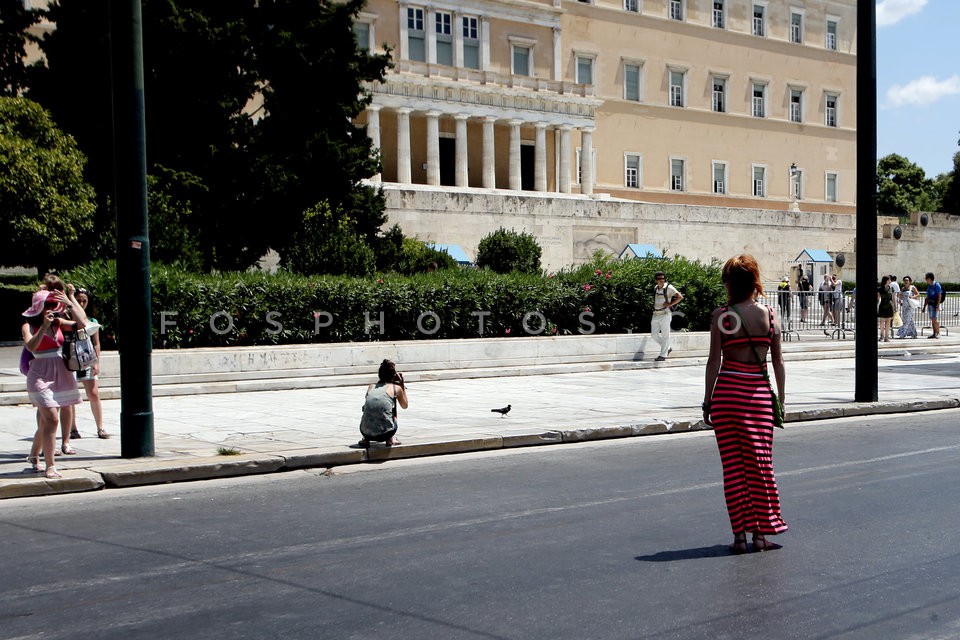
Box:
[855,0,878,402]
[109,0,155,456]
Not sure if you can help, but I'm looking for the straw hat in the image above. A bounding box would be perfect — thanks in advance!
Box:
[22,290,64,317]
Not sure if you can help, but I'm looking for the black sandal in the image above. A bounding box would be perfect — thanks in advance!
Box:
[730,532,748,555]
[357,439,371,448]
[752,533,771,552]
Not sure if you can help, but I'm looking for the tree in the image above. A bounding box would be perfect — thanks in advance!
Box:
[138,1,264,270]
[876,154,938,218]
[0,0,41,96]
[29,0,263,270]
[146,167,206,270]
[280,201,375,276]
[393,237,457,274]
[476,228,542,274]
[252,0,392,264]
[942,133,960,215]
[28,0,392,272]
[0,97,95,274]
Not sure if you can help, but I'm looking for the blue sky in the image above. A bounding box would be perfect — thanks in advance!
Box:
[877,0,959,178]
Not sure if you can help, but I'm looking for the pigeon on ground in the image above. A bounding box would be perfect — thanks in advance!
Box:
[491,404,511,417]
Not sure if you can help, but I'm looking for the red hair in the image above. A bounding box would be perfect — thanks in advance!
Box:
[722,254,764,304]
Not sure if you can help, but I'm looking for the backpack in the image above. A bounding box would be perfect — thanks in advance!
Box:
[656,283,673,307]
[19,347,33,376]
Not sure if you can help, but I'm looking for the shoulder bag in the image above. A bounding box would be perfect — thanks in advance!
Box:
[728,305,785,429]
[63,326,99,372]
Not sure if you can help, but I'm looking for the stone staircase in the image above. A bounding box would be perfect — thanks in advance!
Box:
[2,332,957,406]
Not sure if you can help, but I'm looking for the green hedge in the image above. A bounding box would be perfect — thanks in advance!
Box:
[1,284,35,342]
[53,255,725,349]
[8,264,954,348]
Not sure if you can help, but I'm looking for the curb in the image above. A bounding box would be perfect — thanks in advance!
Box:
[1,398,957,500]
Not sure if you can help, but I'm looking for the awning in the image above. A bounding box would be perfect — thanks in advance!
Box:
[619,244,663,260]
[793,248,833,263]
[428,243,472,265]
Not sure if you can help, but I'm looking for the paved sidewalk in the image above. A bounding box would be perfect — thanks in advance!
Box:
[1,341,959,499]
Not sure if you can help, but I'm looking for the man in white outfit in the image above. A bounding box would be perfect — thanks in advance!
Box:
[651,271,683,362]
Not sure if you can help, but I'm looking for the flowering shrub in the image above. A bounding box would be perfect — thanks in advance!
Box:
[63,254,724,348]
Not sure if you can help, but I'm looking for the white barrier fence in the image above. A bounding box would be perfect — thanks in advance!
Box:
[755,290,957,340]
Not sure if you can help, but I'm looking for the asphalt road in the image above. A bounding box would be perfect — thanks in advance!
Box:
[2,411,960,640]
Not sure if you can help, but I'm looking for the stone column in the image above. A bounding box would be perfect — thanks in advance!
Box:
[553,27,562,81]
[398,4,409,61]
[453,11,464,68]
[508,119,522,191]
[559,125,572,194]
[580,127,594,196]
[480,17,491,71]
[397,108,412,184]
[455,113,469,187]
[482,116,496,189]
[534,122,548,192]
[425,8,436,64]
[426,110,441,186]
[367,105,382,183]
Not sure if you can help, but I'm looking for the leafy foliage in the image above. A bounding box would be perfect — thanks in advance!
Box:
[146,167,206,270]
[0,97,95,274]
[63,253,725,348]
[476,228,543,274]
[253,0,392,264]
[941,141,959,215]
[391,237,457,275]
[281,201,376,277]
[876,154,942,217]
[0,0,41,96]
[26,0,391,272]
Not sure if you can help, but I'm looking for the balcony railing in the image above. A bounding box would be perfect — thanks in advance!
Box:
[396,60,595,97]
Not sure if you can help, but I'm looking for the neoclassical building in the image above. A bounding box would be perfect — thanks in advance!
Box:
[356,0,856,212]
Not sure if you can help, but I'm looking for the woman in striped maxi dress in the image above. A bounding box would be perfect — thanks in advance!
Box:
[703,255,788,554]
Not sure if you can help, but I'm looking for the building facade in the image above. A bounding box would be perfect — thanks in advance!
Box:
[356,0,857,217]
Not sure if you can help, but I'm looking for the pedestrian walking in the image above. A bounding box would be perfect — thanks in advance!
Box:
[703,255,788,554]
[68,288,109,439]
[358,359,408,447]
[922,272,944,338]
[898,276,919,339]
[889,275,901,304]
[777,276,791,329]
[651,271,683,362]
[889,275,902,334]
[818,274,834,326]
[877,276,894,342]
[831,274,845,326]
[21,290,83,478]
[797,275,812,324]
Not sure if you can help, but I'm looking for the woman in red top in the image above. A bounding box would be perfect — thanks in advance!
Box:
[21,289,83,478]
[703,255,788,554]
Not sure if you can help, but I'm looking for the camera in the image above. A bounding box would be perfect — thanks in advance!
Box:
[50,311,63,319]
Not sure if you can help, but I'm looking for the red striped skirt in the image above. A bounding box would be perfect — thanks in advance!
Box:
[710,359,788,535]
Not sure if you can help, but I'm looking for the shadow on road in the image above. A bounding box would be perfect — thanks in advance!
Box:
[635,545,733,561]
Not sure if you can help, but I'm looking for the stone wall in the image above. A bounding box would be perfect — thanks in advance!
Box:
[877,211,960,283]
[383,185,960,282]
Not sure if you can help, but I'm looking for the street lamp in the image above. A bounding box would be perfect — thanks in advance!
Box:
[789,162,800,211]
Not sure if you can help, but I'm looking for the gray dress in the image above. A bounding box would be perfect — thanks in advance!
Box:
[359,383,398,441]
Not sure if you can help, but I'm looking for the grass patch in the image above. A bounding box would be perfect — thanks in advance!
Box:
[216,446,242,456]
